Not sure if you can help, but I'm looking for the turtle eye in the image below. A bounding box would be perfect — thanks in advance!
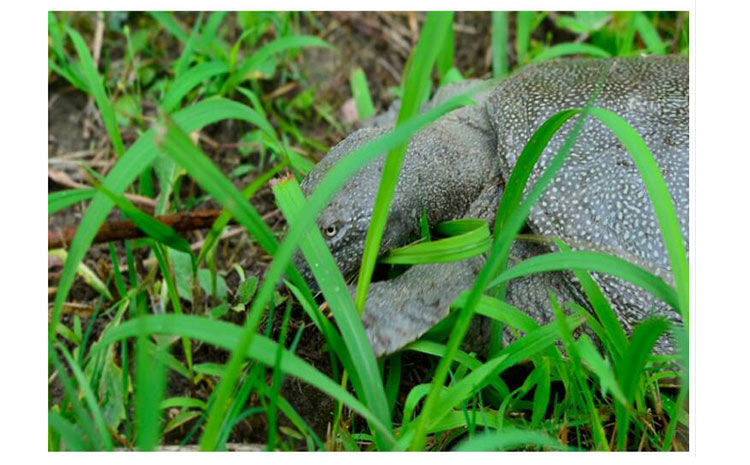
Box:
[325,225,338,237]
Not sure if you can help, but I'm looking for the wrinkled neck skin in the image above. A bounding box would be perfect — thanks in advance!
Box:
[296,81,497,285]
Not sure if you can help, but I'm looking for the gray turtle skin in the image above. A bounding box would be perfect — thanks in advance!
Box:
[296,55,688,357]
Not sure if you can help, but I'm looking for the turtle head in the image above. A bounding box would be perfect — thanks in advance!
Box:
[292,127,389,287]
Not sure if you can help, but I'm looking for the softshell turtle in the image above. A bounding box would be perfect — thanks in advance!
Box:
[295,56,688,357]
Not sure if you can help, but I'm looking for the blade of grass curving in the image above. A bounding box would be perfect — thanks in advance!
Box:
[162,61,230,112]
[491,12,508,78]
[530,357,551,427]
[48,188,95,215]
[380,219,491,264]
[149,12,189,43]
[355,11,455,313]
[154,115,331,449]
[454,428,569,451]
[93,183,193,256]
[48,13,88,91]
[400,311,586,450]
[56,344,113,450]
[555,239,628,359]
[173,12,204,79]
[454,292,540,334]
[634,13,666,55]
[50,98,281,343]
[549,293,608,450]
[66,27,124,158]
[617,318,671,402]
[349,67,375,120]
[588,107,688,326]
[490,109,581,305]
[404,340,510,399]
[273,178,392,446]
[575,334,627,406]
[485,250,679,310]
[92,314,395,443]
[272,301,295,449]
[228,35,332,90]
[196,161,287,267]
[409,73,606,450]
[532,43,611,62]
[615,317,671,450]
[183,90,474,450]
[49,344,98,450]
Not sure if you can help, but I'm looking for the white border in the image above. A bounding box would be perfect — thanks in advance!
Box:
[9,0,749,462]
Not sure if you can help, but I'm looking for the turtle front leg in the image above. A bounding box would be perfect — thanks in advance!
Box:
[359,257,486,357]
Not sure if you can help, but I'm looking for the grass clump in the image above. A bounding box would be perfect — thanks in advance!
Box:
[48,11,688,451]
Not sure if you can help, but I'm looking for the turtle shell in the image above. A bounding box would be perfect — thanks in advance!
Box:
[486,56,689,330]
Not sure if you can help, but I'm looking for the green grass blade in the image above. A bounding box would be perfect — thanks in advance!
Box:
[619,318,671,404]
[135,330,167,450]
[491,12,508,78]
[162,61,230,112]
[92,314,395,444]
[532,43,611,62]
[173,12,204,79]
[436,19,455,78]
[93,183,193,256]
[149,11,189,43]
[555,239,628,359]
[48,188,95,215]
[66,27,124,158]
[49,249,112,301]
[355,11,455,313]
[404,311,585,445]
[50,98,280,343]
[550,293,608,450]
[454,428,569,451]
[273,177,392,447]
[349,67,375,120]
[154,114,319,449]
[57,344,113,450]
[196,161,287,267]
[634,13,666,55]
[530,357,550,427]
[48,410,88,451]
[381,219,491,264]
[615,317,671,450]
[588,107,688,327]
[515,11,534,65]
[404,340,511,399]
[229,35,332,89]
[486,250,679,310]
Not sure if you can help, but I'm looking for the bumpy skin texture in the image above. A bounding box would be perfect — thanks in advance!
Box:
[297,56,688,357]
